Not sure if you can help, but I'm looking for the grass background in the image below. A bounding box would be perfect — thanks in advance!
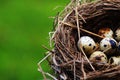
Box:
[0,0,70,80]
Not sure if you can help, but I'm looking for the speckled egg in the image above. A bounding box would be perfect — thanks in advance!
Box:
[78,36,97,55]
[109,56,120,65]
[100,37,117,55]
[115,27,120,41]
[89,51,107,63]
[98,27,113,38]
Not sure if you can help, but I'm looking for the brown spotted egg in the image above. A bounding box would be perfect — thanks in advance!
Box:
[116,41,120,54]
[78,36,97,55]
[115,27,120,41]
[100,37,117,55]
[89,51,107,63]
[109,56,120,65]
[98,27,113,38]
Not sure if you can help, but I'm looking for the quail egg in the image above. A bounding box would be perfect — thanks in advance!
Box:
[115,27,120,41]
[98,27,113,38]
[116,41,120,54]
[78,36,97,55]
[89,51,107,63]
[118,42,120,50]
[109,56,120,65]
[100,37,117,55]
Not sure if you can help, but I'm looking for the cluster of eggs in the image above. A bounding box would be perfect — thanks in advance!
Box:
[77,27,120,65]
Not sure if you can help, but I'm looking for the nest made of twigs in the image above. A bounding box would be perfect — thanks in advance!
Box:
[38,0,120,80]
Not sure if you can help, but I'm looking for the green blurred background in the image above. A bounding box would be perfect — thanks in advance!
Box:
[0,0,69,80]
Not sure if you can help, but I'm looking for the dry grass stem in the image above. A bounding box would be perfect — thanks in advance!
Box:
[38,64,47,80]
[80,46,95,71]
[73,59,76,80]
[60,21,104,39]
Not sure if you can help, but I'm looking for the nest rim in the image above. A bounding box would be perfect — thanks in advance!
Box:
[38,0,120,80]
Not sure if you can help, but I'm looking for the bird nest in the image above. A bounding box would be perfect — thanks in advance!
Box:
[38,0,120,80]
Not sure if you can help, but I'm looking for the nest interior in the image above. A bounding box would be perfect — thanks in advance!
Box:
[50,0,120,80]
